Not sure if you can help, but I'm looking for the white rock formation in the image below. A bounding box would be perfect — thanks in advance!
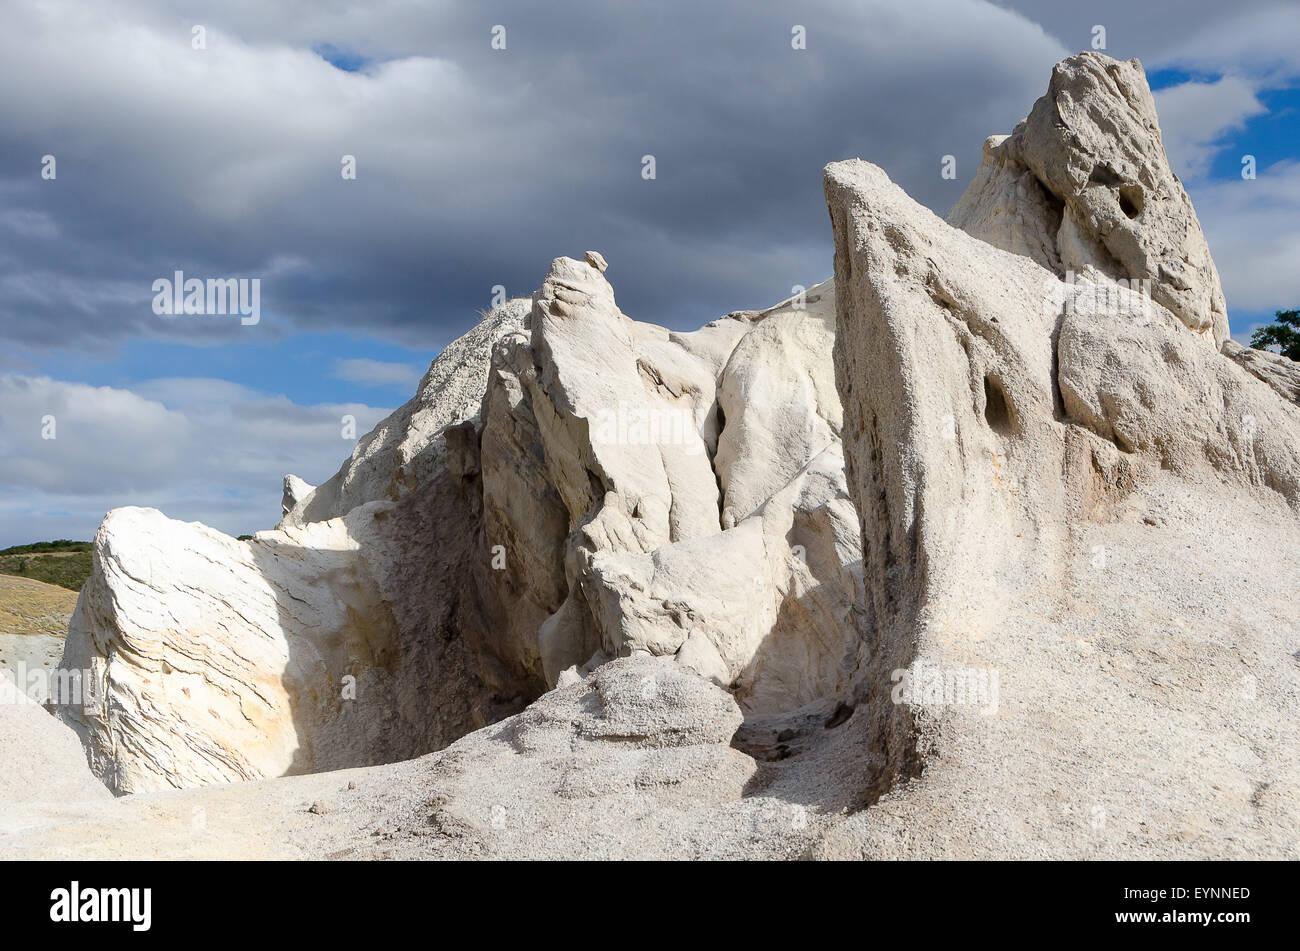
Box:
[57,256,864,793]
[59,505,485,792]
[59,301,543,793]
[281,475,315,518]
[822,144,1300,859]
[949,52,1230,347]
[12,52,1296,860]
[282,299,532,526]
[476,260,861,712]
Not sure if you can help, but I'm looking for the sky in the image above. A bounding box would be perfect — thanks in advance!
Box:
[1,0,1297,547]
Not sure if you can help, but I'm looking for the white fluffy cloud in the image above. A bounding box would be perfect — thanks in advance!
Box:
[1157,1,1300,84]
[0,374,390,546]
[1154,77,1267,179]
[1192,160,1300,322]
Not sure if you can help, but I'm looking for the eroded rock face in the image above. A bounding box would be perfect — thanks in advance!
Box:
[949,52,1230,347]
[475,262,863,711]
[828,156,1080,793]
[1058,308,1300,500]
[1223,340,1300,406]
[57,496,502,794]
[281,475,315,518]
[825,142,1300,849]
[60,258,864,793]
[475,262,862,714]
[59,301,541,794]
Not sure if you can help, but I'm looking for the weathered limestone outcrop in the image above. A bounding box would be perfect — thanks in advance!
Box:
[59,258,864,793]
[58,495,503,793]
[58,301,541,794]
[283,300,532,526]
[828,156,1082,794]
[476,263,861,713]
[1058,307,1300,499]
[949,52,1230,347]
[281,475,314,518]
[823,135,1300,858]
[18,51,1296,860]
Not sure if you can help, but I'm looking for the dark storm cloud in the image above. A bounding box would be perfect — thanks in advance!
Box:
[0,0,1070,355]
[995,0,1300,78]
[2,0,1295,357]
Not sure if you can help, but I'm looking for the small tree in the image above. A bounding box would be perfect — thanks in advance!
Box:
[1249,309,1300,361]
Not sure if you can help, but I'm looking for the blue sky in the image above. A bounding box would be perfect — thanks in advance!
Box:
[1,0,1298,547]
[29,330,435,408]
[1147,68,1300,344]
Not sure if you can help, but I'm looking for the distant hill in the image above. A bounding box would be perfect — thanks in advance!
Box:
[0,541,93,592]
[0,574,76,684]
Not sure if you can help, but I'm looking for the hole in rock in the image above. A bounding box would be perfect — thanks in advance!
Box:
[824,701,854,729]
[1118,184,1144,219]
[1088,164,1123,188]
[983,375,1014,436]
[585,467,605,507]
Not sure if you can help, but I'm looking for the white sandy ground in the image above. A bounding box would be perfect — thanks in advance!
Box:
[0,677,110,807]
[816,471,1300,860]
[1,469,1294,860]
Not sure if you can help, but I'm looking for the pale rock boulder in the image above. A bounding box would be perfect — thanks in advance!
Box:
[1058,305,1300,502]
[374,656,762,859]
[58,480,535,795]
[58,507,402,792]
[715,281,841,528]
[317,655,777,860]
[949,52,1230,347]
[477,257,862,711]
